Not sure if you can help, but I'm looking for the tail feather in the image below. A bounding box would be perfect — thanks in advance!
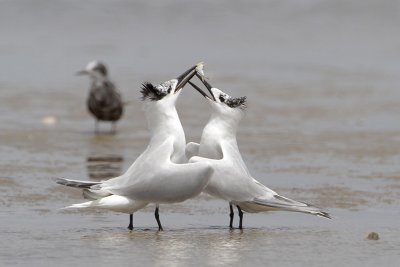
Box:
[55,178,101,189]
[62,201,93,209]
[253,195,331,219]
[61,195,149,214]
[82,189,111,200]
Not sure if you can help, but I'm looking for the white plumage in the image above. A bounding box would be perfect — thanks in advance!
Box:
[188,73,330,229]
[57,64,213,230]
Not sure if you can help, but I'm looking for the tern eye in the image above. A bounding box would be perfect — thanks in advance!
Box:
[219,95,225,103]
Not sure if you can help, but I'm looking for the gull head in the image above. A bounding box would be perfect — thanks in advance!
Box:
[76,61,108,80]
[140,64,199,105]
[210,88,247,110]
[189,74,247,120]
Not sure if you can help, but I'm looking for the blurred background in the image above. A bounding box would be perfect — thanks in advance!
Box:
[1,0,399,266]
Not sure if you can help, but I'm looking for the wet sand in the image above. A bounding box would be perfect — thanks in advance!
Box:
[1,1,400,266]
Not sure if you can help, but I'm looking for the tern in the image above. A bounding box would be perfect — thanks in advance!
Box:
[77,61,123,134]
[57,64,213,231]
[187,73,330,229]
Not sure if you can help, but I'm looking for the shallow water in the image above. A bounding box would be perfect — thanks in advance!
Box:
[1,0,400,266]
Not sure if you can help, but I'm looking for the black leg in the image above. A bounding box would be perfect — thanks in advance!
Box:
[128,214,133,230]
[237,205,243,229]
[155,206,163,231]
[95,120,99,134]
[229,204,234,229]
[111,122,116,134]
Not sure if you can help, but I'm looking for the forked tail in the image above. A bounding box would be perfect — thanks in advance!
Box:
[62,201,94,209]
[55,178,101,189]
[252,194,331,219]
[60,195,148,214]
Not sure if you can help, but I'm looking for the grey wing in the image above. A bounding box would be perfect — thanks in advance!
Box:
[88,81,123,121]
[163,162,213,201]
[113,161,212,203]
[252,195,331,218]
[55,178,101,189]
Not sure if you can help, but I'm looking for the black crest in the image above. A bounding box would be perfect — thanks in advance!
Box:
[219,94,247,109]
[140,82,168,101]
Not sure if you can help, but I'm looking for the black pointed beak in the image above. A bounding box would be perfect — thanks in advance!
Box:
[174,65,197,93]
[76,70,88,76]
[195,73,216,101]
[188,81,212,100]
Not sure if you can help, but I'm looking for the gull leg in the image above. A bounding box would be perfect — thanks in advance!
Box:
[237,205,243,229]
[128,214,133,231]
[95,120,99,134]
[155,205,163,231]
[229,204,234,229]
[111,122,117,134]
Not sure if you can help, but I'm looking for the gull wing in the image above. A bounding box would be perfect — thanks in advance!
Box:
[98,137,177,192]
[55,178,101,189]
[102,161,212,203]
[250,195,331,218]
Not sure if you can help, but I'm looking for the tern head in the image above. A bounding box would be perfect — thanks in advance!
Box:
[140,65,198,145]
[189,74,247,121]
[76,61,108,80]
[140,64,198,106]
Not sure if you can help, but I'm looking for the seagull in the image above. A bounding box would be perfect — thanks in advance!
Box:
[77,61,123,134]
[57,64,213,231]
[187,73,330,229]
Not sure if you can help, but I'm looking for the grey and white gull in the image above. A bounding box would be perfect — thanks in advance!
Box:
[77,61,123,134]
[187,69,330,229]
[57,64,213,231]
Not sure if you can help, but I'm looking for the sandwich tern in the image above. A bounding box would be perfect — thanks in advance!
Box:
[57,64,213,231]
[187,73,330,229]
[77,61,123,134]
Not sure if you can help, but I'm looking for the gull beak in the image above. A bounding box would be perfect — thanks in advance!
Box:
[188,81,212,100]
[76,70,89,76]
[174,65,198,93]
[195,73,216,101]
